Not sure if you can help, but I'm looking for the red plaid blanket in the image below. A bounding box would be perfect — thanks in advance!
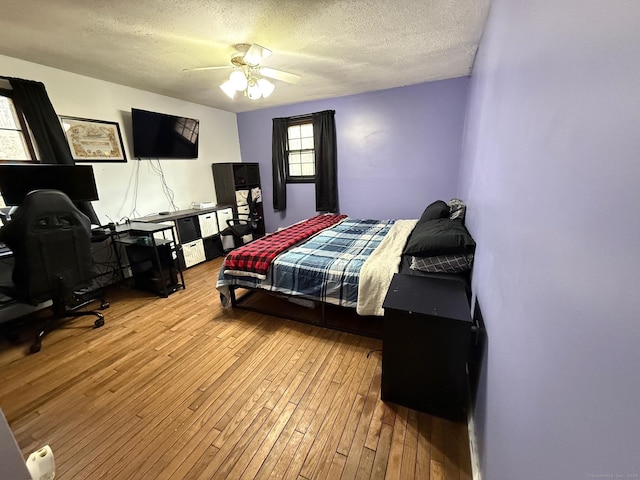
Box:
[223,214,347,275]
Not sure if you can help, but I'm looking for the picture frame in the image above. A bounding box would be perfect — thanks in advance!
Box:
[60,116,127,162]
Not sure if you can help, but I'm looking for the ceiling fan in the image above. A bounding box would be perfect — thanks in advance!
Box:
[183,43,301,100]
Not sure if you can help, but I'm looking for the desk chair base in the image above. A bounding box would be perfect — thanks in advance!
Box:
[29,298,105,354]
[74,288,110,311]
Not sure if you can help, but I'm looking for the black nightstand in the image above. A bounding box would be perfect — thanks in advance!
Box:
[381,273,472,421]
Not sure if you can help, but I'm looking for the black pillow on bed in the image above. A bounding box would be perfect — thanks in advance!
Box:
[419,200,450,222]
[403,218,476,256]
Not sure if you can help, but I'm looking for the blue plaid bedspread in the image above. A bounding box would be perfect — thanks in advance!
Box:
[216,218,395,308]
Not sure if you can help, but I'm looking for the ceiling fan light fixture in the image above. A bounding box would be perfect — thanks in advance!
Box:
[220,80,237,99]
[247,81,262,100]
[257,78,275,98]
[206,43,297,101]
[243,44,272,66]
[229,70,248,91]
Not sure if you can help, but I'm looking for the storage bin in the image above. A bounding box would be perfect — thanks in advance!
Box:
[198,212,219,237]
[181,239,206,268]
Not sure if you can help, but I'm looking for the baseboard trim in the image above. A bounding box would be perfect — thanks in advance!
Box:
[467,405,482,480]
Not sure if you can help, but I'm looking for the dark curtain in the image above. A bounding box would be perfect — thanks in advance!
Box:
[272,117,288,211]
[312,110,338,213]
[8,78,100,224]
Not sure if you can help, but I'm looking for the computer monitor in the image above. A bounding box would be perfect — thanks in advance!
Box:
[0,164,99,206]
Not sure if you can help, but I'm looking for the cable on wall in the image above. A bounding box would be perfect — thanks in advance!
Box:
[131,159,142,218]
[148,159,179,211]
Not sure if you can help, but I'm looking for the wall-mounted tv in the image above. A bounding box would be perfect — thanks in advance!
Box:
[131,108,200,159]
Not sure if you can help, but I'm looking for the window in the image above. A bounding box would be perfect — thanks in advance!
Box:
[286,118,315,183]
[272,110,336,212]
[0,91,37,162]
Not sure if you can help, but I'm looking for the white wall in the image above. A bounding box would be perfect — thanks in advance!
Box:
[0,54,242,224]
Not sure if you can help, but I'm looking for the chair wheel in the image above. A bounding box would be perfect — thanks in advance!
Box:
[100,301,110,309]
[94,318,105,328]
[30,343,41,354]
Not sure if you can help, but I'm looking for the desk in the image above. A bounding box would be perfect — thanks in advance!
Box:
[134,206,233,269]
[137,206,232,224]
[0,224,120,323]
[0,409,31,480]
[0,229,115,320]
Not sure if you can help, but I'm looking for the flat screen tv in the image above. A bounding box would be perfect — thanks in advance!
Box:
[0,164,99,206]
[131,108,200,159]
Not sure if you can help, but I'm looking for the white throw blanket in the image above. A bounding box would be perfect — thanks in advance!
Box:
[357,219,418,316]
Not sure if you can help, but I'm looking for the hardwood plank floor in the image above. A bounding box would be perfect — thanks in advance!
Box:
[0,257,472,479]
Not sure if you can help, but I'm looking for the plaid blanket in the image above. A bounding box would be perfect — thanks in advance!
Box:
[217,218,395,311]
[223,214,347,276]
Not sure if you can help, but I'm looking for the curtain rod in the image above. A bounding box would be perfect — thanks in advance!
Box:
[285,113,311,121]
[275,110,335,121]
[0,76,13,89]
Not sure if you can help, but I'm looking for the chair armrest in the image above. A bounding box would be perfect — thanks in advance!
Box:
[226,217,250,228]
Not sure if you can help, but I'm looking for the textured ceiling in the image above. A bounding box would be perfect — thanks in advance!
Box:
[0,0,490,113]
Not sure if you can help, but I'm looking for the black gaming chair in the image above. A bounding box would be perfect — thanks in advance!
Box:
[0,189,105,353]
[220,194,261,251]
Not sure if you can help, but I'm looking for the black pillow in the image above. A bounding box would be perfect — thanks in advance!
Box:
[403,218,476,256]
[419,200,450,222]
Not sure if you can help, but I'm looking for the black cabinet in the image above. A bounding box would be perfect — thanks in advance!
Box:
[382,274,472,421]
[125,242,180,296]
[115,222,184,297]
[212,162,265,239]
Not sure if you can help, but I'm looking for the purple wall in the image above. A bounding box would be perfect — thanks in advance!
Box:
[460,1,640,478]
[237,79,469,231]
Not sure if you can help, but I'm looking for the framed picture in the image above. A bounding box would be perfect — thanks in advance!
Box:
[60,116,127,162]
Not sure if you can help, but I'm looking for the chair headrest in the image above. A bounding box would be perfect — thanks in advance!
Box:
[22,189,78,211]
[4,189,91,235]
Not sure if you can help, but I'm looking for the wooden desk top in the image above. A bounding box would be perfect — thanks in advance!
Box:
[138,205,233,224]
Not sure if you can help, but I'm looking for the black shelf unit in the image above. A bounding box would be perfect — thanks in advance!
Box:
[115,222,185,297]
[212,162,265,239]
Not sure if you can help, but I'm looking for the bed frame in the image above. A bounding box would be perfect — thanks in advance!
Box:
[222,261,471,340]
[225,285,384,339]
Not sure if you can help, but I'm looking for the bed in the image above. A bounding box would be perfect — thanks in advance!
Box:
[216,199,475,328]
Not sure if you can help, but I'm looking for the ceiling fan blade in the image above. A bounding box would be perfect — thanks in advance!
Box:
[259,67,301,85]
[243,43,272,66]
[182,66,233,72]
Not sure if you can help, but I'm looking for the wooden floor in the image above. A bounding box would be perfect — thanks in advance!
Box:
[0,258,472,479]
